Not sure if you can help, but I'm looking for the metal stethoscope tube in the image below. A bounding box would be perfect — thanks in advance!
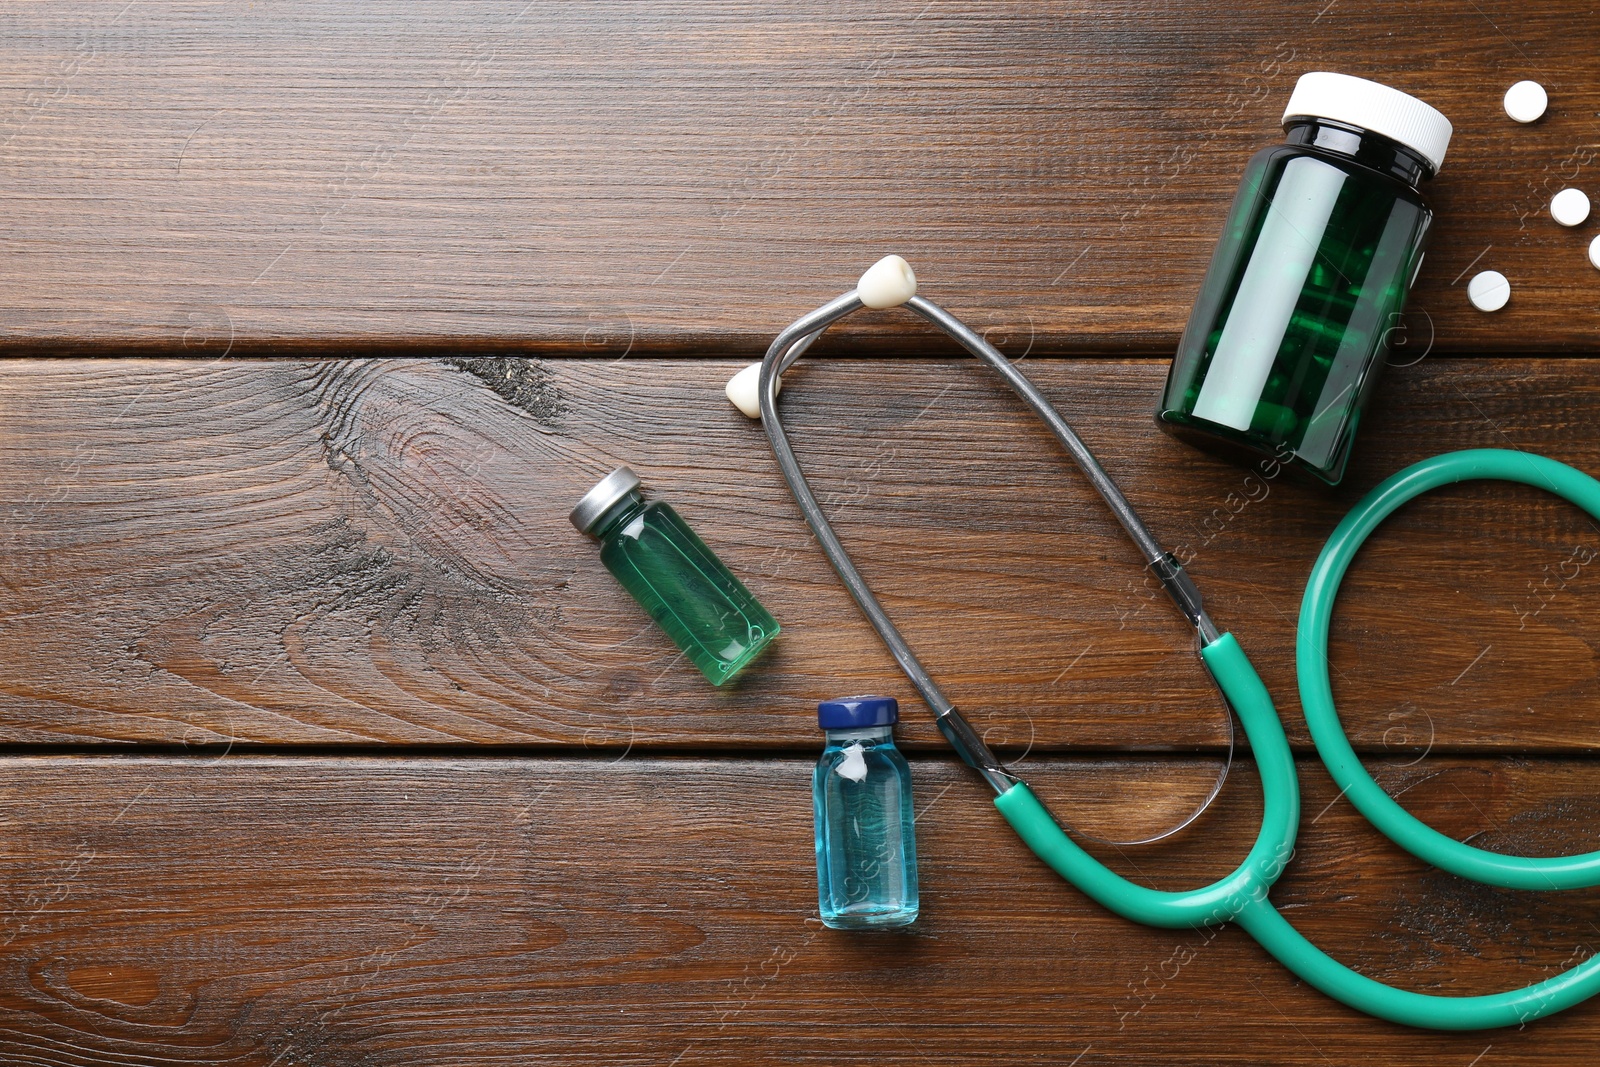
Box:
[759,289,1221,800]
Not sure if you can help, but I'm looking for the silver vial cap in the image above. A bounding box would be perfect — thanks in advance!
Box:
[570,466,642,536]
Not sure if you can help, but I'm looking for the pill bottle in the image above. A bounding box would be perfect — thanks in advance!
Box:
[813,695,919,930]
[1157,72,1452,485]
[571,467,779,685]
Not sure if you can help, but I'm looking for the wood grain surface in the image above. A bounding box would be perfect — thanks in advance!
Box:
[7,0,1600,1058]
[0,754,1598,1066]
[6,358,1600,753]
[1,1,1598,354]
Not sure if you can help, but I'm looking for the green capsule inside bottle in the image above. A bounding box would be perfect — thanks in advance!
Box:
[1159,74,1449,485]
[572,467,779,686]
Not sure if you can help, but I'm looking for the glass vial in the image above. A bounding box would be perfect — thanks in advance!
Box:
[813,695,919,929]
[570,467,779,686]
[1158,72,1452,485]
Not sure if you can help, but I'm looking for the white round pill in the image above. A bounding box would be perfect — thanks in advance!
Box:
[1468,270,1511,312]
[1504,80,1548,123]
[1552,187,1591,227]
[1589,233,1600,271]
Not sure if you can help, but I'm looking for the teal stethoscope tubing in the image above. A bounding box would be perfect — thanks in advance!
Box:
[1007,448,1600,1029]
[1299,447,1600,890]
[752,282,1600,1029]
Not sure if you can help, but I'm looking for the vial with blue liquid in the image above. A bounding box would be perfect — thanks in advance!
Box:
[813,695,919,929]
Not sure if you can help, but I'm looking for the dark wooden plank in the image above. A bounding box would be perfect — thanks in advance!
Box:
[0,754,1598,1064]
[7,357,1600,752]
[0,1,1597,354]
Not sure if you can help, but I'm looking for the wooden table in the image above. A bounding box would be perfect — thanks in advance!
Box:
[5,2,1600,1062]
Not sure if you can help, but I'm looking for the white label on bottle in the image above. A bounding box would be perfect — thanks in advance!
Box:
[1192,157,1348,432]
[835,742,869,782]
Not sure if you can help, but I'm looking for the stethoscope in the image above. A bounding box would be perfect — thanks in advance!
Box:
[728,255,1600,1030]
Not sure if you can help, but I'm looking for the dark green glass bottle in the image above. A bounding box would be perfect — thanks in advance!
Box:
[1158,72,1452,485]
[571,467,779,686]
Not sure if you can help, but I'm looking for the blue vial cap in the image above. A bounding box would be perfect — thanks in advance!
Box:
[817,694,898,729]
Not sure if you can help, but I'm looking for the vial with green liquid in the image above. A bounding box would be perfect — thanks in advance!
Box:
[1158,72,1452,485]
[571,467,778,685]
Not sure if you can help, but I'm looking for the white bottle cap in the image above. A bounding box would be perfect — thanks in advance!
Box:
[1467,270,1511,313]
[1282,72,1453,174]
[1503,80,1548,123]
[1551,187,1591,227]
